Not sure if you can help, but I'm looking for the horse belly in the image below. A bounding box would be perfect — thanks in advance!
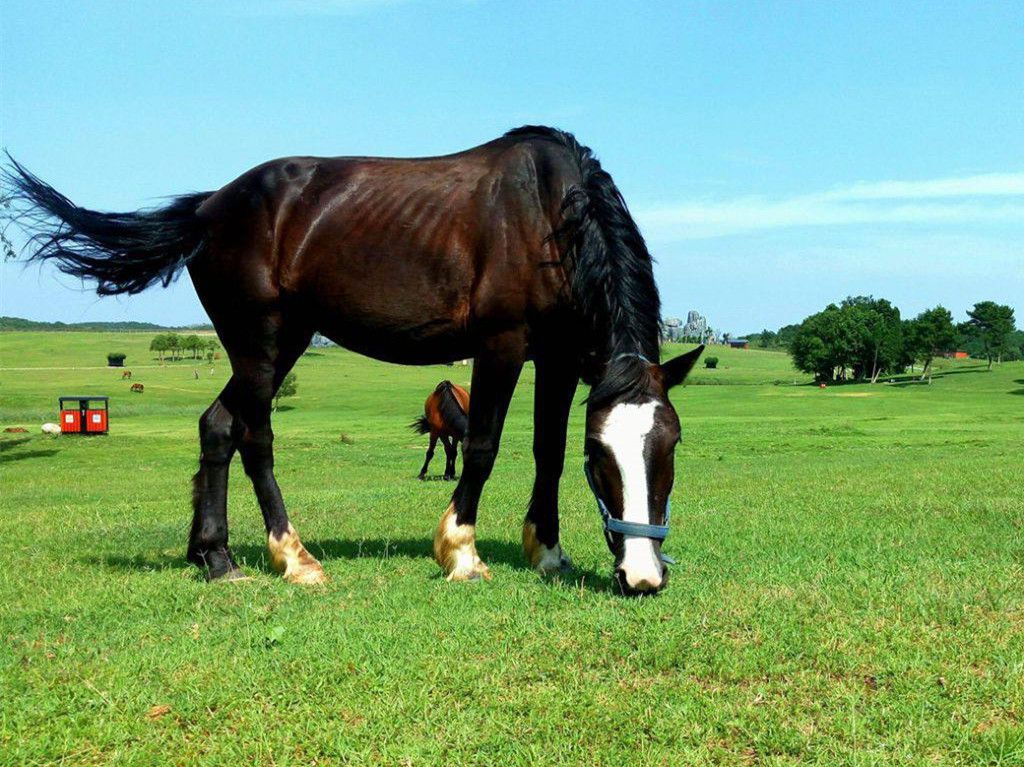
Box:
[309,268,476,364]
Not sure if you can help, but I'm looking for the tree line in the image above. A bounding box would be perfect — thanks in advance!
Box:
[747,298,1019,383]
[149,332,220,362]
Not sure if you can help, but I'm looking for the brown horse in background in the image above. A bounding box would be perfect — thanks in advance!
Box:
[412,380,469,481]
[7,126,704,595]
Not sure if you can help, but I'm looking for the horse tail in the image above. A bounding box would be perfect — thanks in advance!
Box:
[3,154,213,296]
[410,415,432,435]
[435,380,469,440]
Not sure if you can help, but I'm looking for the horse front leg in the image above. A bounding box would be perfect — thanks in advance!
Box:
[523,353,578,573]
[434,332,525,581]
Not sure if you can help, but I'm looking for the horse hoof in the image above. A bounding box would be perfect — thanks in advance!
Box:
[522,521,573,574]
[208,566,250,583]
[285,562,328,585]
[268,524,327,585]
[445,562,491,582]
[434,503,489,582]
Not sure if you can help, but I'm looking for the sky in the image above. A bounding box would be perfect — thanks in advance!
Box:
[1,0,1021,334]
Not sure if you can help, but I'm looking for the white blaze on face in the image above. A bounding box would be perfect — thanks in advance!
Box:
[599,400,663,590]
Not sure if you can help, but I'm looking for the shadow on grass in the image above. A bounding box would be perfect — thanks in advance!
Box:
[83,536,616,593]
[0,437,59,464]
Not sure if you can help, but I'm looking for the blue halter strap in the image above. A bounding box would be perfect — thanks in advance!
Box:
[583,456,675,565]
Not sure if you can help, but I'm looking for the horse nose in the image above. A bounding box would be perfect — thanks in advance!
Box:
[614,566,666,595]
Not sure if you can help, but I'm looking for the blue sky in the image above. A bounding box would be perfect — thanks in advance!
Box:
[2,0,1021,333]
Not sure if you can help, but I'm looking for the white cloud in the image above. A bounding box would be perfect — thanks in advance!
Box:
[635,172,1024,241]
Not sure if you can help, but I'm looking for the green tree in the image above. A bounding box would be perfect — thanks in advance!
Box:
[274,371,298,410]
[790,297,906,383]
[165,332,183,361]
[756,329,777,348]
[149,333,170,362]
[841,296,904,383]
[790,304,853,381]
[907,306,957,379]
[962,301,1015,370]
[204,337,219,363]
[184,334,202,359]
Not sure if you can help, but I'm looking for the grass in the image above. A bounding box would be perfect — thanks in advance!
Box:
[1,331,1022,766]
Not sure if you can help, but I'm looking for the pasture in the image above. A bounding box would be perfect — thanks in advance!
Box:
[1,331,1022,766]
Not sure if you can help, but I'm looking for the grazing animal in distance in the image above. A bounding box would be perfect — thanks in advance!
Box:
[122,370,132,379]
[130,383,144,393]
[6,125,704,594]
[412,380,469,481]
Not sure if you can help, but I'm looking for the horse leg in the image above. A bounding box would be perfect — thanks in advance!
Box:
[187,383,245,581]
[441,436,457,480]
[232,337,326,585]
[434,332,525,581]
[522,354,578,573]
[418,433,438,480]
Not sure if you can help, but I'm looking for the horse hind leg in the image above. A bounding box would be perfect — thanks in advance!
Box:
[188,391,246,581]
[441,435,457,481]
[418,433,438,480]
[233,346,326,585]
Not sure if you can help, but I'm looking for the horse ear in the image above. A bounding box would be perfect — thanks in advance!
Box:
[661,345,704,389]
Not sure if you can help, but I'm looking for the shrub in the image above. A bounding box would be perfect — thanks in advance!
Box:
[704,356,719,369]
[107,352,127,367]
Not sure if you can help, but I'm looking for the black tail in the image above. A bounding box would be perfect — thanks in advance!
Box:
[410,415,431,435]
[3,155,212,295]
[435,381,469,440]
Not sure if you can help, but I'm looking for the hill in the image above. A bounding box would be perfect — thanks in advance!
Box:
[0,316,213,332]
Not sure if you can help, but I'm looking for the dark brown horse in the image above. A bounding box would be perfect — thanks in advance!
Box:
[412,380,470,481]
[7,126,703,594]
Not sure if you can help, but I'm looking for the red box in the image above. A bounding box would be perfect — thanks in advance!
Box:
[61,409,81,433]
[85,409,108,433]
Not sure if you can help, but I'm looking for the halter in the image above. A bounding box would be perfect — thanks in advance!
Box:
[583,456,675,565]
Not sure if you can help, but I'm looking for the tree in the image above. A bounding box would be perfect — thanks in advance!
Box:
[841,296,903,383]
[907,306,957,379]
[165,332,183,361]
[183,334,202,359]
[790,304,852,381]
[789,297,906,383]
[757,329,777,348]
[149,334,169,362]
[962,301,1016,370]
[274,371,297,410]
[204,337,219,363]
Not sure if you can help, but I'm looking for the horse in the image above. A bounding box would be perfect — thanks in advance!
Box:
[130,383,145,393]
[412,380,469,481]
[122,370,132,379]
[6,126,704,595]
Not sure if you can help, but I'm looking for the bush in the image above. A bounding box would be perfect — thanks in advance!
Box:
[704,356,719,369]
[107,352,127,367]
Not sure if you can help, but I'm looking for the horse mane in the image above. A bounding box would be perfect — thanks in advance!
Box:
[505,126,662,408]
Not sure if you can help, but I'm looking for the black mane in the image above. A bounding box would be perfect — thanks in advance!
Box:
[506,126,662,407]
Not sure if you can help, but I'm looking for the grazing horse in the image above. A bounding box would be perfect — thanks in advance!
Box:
[130,383,144,393]
[122,370,132,379]
[7,126,703,594]
[413,380,470,481]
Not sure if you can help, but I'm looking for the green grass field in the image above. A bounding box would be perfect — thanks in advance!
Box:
[2,332,1022,766]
